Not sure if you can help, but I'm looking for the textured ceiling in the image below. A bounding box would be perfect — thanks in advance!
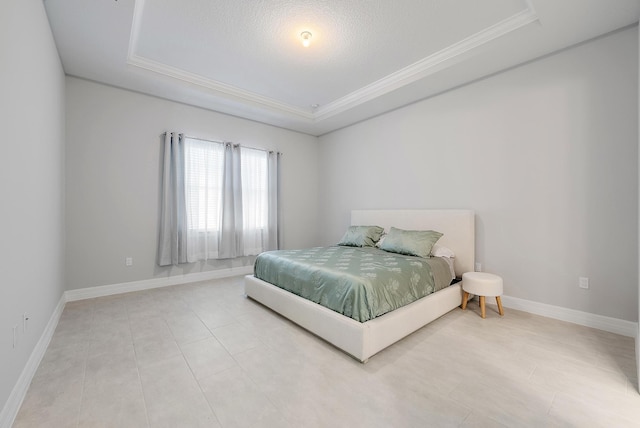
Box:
[44,0,640,135]
[133,0,524,108]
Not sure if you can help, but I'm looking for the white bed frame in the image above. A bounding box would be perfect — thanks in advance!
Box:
[244,209,475,362]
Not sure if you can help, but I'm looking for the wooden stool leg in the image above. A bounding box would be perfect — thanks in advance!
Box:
[461,291,469,310]
[496,296,504,316]
[480,296,486,319]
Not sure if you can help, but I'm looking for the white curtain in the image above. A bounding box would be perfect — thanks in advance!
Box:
[266,151,281,251]
[218,143,244,258]
[241,147,268,255]
[158,134,281,266]
[157,132,187,266]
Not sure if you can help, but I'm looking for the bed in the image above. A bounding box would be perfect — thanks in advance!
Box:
[244,209,475,362]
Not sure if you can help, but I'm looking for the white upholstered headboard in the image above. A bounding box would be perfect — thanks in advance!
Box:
[351,209,475,277]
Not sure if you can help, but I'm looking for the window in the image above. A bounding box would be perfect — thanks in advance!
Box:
[184,138,224,231]
[240,147,268,231]
[184,139,269,233]
[158,132,279,265]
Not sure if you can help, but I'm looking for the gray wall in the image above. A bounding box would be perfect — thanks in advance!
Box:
[0,0,66,413]
[65,78,320,290]
[318,27,639,322]
[637,25,640,383]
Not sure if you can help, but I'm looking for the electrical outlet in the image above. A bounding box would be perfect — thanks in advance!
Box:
[475,262,482,272]
[125,257,133,266]
[579,277,589,289]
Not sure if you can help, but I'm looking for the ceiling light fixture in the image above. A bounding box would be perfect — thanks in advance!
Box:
[300,31,312,48]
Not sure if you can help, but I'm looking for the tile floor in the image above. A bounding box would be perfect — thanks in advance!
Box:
[12,276,640,427]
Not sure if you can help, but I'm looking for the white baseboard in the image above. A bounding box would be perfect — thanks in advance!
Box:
[500,295,638,337]
[2,272,635,428]
[0,295,66,428]
[1,266,253,428]
[65,265,254,302]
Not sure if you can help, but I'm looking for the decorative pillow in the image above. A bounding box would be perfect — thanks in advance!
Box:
[431,244,455,258]
[379,227,443,258]
[337,225,384,247]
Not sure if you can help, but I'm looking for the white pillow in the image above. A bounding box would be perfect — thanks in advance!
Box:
[431,244,455,258]
[442,257,456,281]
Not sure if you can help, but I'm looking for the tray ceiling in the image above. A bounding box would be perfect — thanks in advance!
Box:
[44,0,640,135]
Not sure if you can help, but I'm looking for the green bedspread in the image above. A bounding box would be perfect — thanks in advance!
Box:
[254,246,452,322]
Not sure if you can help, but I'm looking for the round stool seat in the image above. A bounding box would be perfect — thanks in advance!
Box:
[461,272,504,318]
[462,272,503,296]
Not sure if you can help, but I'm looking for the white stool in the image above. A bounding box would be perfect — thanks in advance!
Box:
[461,272,504,319]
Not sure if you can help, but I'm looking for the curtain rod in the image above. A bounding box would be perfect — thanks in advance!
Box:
[161,132,282,155]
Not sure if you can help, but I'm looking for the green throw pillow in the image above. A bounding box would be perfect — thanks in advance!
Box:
[379,227,443,258]
[337,225,385,247]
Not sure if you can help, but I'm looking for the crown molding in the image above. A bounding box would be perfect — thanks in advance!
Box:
[127,1,538,124]
[127,54,315,120]
[127,0,313,120]
[314,7,539,121]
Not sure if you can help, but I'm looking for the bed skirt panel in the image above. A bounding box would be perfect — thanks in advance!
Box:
[244,275,463,362]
